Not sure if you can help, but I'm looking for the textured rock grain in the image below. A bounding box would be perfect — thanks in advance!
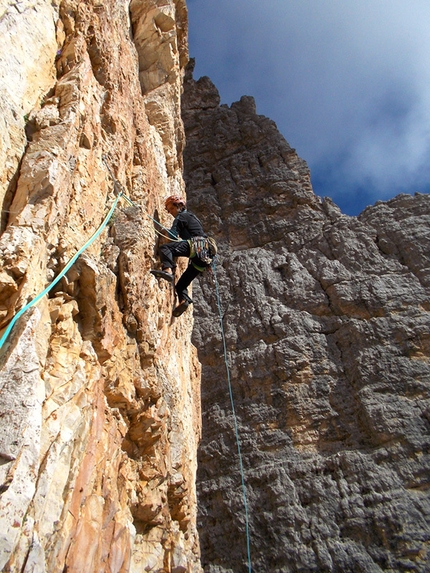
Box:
[0,2,202,572]
[182,61,430,573]
[0,0,61,229]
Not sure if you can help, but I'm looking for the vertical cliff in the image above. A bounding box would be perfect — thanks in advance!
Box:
[2,2,430,572]
[183,62,430,573]
[0,2,202,572]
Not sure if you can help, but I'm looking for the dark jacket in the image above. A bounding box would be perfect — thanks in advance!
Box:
[168,210,207,240]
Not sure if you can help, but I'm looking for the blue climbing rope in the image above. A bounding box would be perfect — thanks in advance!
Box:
[0,192,124,351]
[212,260,252,573]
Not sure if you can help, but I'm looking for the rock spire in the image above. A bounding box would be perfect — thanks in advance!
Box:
[182,60,430,573]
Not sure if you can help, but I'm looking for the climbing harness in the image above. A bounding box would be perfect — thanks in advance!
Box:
[188,236,217,265]
[213,260,252,573]
[0,191,124,351]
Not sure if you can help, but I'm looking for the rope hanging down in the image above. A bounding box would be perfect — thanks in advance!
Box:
[213,261,253,573]
[0,192,124,351]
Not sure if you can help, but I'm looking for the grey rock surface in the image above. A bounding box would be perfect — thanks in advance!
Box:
[182,61,430,573]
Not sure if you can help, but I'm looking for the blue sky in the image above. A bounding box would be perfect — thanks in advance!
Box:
[186,0,430,215]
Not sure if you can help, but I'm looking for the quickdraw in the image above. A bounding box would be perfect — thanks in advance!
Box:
[188,236,218,264]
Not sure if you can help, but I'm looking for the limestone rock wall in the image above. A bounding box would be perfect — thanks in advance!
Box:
[182,62,430,573]
[0,2,202,572]
[0,0,61,230]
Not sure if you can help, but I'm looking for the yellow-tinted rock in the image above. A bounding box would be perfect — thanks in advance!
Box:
[0,1,201,572]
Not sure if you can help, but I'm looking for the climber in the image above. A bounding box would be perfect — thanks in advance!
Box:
[150,195,216,317]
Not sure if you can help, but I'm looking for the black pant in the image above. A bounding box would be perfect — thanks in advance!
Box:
[159,240,190,269]
[159,241,206,301]
[175,263,202,300]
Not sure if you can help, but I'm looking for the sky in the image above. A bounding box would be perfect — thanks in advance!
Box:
[186,0,430,216]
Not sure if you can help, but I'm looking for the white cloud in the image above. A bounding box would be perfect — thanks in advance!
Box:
[187,0,430,213]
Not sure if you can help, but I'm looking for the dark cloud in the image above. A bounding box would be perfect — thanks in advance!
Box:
[187,0,430,214]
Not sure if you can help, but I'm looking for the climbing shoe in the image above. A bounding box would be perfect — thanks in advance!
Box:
[180,292,193,305]
[172,299,191,317]
[150,269,174,283]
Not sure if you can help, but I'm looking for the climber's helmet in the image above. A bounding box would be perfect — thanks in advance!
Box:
[165,195,186,214]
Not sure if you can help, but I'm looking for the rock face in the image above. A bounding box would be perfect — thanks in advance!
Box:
[2,2,430,571]
[0,0,61,230]
[182,62,430,573]
[0,2,202,572]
